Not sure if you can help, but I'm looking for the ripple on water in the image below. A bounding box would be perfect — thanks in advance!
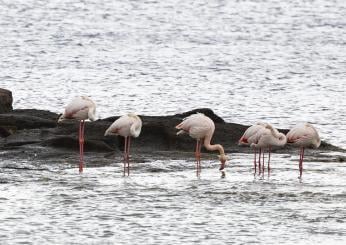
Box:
[1,0,346,244]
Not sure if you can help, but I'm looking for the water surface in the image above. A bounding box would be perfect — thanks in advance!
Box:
[1,0,346,244]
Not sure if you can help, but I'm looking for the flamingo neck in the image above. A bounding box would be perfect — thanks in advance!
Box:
[203,134,225,155]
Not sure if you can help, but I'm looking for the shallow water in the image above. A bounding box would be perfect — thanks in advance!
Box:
[1,154,346,244]
[1,0,346,244]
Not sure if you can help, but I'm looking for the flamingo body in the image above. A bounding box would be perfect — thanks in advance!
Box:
[239,123,268,145]
[176,113,215,140]
[59,96,96,122]
[250,124,287,149]
[286,123,320,148]
[105,114,142,138]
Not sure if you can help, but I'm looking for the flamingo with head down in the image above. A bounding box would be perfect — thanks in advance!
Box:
[58,96,96,173]
[175,113,229,176]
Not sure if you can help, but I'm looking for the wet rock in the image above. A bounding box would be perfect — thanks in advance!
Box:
[0,88,13,113]
[0,108,344,163]
[0,127,12,137]
[174,108,225,123]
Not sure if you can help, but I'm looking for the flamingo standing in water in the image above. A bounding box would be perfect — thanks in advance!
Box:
[286,123,320,178]
[104,113,142,176]
[58,96,96,173]
[239,123,268,174]
[249,124,287,174]
[175,113,229,175]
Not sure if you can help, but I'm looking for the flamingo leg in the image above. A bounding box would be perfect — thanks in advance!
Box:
[262,148,265,176]
[299,147,305,179]
[198,139,202,174]
[195,140,201,176]
[254,148,257,175]
[123,136,128,176]
[79,120,85,173]
[258,148,262,175]
[268,146,271,173]
[127,136,131,176]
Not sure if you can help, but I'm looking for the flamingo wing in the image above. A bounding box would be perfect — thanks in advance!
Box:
[105,115,133,137]
[287,124,320,147]
[239,124,266,145]
[64,97,95,120]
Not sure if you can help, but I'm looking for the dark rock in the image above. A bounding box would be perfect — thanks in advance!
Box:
[0,88,13,113]
[0,113,57,130]
[0,127,12,137]
[0,108,344,162]
[175,108,225,123]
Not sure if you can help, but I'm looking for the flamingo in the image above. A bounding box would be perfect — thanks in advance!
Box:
[249,124,287,175]
[239,123,268,174]
[175,113,228,175]
[58,96,96,173]
[104,113,142,176]
[286,123,320,178]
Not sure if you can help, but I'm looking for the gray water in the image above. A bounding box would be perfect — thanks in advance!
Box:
[1,0,346,244]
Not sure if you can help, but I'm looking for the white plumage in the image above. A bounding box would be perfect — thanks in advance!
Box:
[286,123,320,148]
[176,113,215,140]
[104,113,142,176]
[59,96,96,122]
[104,113,142,138]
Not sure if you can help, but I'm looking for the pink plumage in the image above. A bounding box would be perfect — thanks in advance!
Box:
[286,123,320,148]
[286,123,321,178]
[59,96,96,122]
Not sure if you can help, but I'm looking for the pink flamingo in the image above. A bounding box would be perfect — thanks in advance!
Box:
[249,124,287,175]
[104,113,142,176]
[58,96,96,173]
[175,113,229,175]
[239,123,268,174]
[286,123,320,178]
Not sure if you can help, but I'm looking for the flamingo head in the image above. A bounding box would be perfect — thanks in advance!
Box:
[218,153,229,171]
[57,114,66,123]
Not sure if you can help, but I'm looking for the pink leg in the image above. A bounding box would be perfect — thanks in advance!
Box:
[79,120,85,173]
[268,146,271,173]
[258,148,262,175]
[198,139,202,174]
[127,136,131,176]
[299,147,305,178]
[123,136,128,176]
[262,148,265,176]
[195,140,201,176]
[254,148,257,175]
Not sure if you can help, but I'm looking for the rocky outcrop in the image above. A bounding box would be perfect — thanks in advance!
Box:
[0,108,343,157]
[0,88,13,113]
